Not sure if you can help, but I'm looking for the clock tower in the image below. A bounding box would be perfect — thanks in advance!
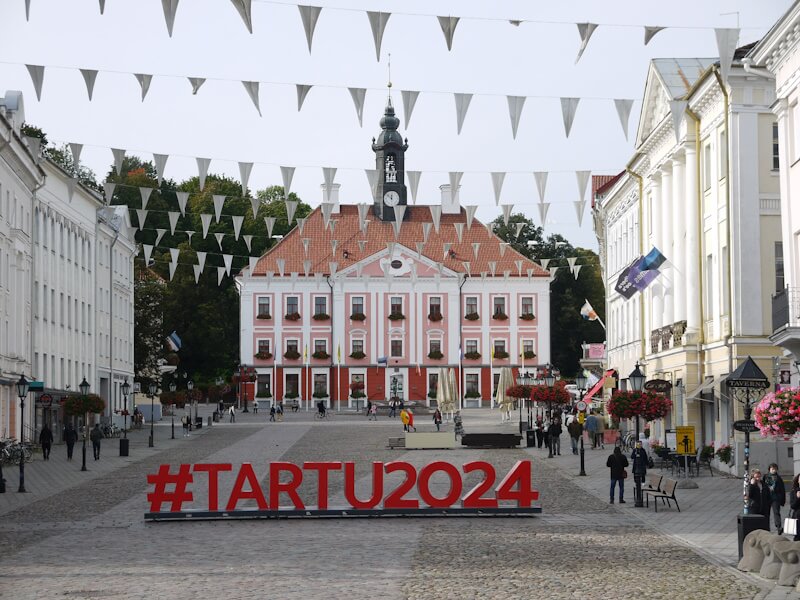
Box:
[372,95,409,221]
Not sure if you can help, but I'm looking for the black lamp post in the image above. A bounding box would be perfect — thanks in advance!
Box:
[629,361,646,507]
[16,374,30,492]
[576,372,588,476]
[148,382,157,447]
[79,377,90,472]
[188,379,195,424]
[121,378,130,439]
[170,382,177,439]
[544,366,556,458]
[515,373,531,434]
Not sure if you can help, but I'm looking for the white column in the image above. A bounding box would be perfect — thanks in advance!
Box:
[661,164,674,326]
[684,143,700,336]
[650,177,663,330]
[672,155,686,322]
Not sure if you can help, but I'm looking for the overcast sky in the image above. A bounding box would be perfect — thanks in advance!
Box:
[0,0,792,252]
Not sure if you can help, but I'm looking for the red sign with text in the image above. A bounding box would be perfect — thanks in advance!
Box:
[146,460,539,514]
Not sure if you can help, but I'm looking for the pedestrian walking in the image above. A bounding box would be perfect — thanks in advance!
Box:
[631,441,649,505]
[407,409,416,432]
[606,447,629,503]
[584,411,598,449]
[39,424,53,460]
[548,419,562,455]
[229,405,236,423]
[453,411,464,439]
[389,400,397,418]
[90,424,102,460]
[567,419,583,455]
[269,405,276,422]
[400,408,409,432]
[181,415,190,437]
[277,403,284,421]
[366,400,373,418]
[595,415,606,449]
[765,463,786,533]
[253,400,259,414]
[64,424,78,460]
[433,408,443,431]
[749,469,772,519]
[535,418,545,448]
[369,403,378,421]
[218,400,224,416]
[789,474,800,541]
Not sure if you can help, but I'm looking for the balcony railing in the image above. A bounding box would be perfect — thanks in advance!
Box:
[773,287,800,332]
[649,320,687,354]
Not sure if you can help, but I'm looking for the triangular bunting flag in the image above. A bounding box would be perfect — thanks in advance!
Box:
[449,172,463,203]
[200,214,212,238]
[143,244,153,265]
[357,203,369,229]
[249,196,260,219]
[442,243,452,260]
[69,143,82,171]
[241,81,261,116]
[491,172,505,206]
[507,96,526,139]
[153,153,168,186]
[329,261,338,277]
[574,200,587,227]
[669,100,687,145]
[540,258,550,270]
[462,261,471,277]
[285,200,298,225]
[321,202,334,229]
[501,204,513,226]
[614,99,633,141]
[196,157,210,191]
[488,261,497,277]
[103,181,116,203]
[168,211,179,235]
[238,161,253,195]
[422,221,432,243]
[161,0,180,37]
[296,84,312,111]
[472,243,480,259]
[454,93,472,134]
[111,148,125,175]
[465,205,477,230]
[393,205,406,238]
[538,202,550,225]
[549,266,558,278]
[298,5,322,53]
[453,222,464,243]
[365,169,378,199]
[514,222,525,239]
[230,0,253,33]
[232,215,244,240]
[175,191,189,216]
[429,205,442,233]
[196,251,207,272]
[407,171,421,204]
[534,171,548,202]
[302,238,311,255]
[139,187,153,210]
[366,11,391,61]
[576,170,591,200]
[567,257,578,269]
[386,241,396,257]
[223,254,233,276]
[136,209,148,230]
[348,88,366,126]
[243,234,253,252]
[264,216,276,238]
[189,77,205,94]
[331,239,338,255]
[26,65,45,101]
[415,242,425,258]
[560,97,580,138]
[213,195,225,222]
[134,73,152,101]
[715,28,739,84]
[215,232,225,251]
[401,90,419,128]
[154,228,167,247]
[296,216,307,235]
[193,264,202,283]
[303,259,312,277]
[357,239,367,253]
[572,265,583,280]
[322,168,337,202]
[644,26,665,45]
[169,247,180,266]
[217,267,225,285]
[280,166,295,197]
[80,69,98,100]
[437,15,460,51]
[248,256,259,274]
[185,231,194,244]
[575,23,598,64]
[499,243,508,258]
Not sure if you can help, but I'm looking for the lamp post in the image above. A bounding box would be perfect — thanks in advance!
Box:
[629,361,646,507]
[170,382,177,439]
[79,377,90,472]
[148,381,157,448]
[16,374,30,492]
[187,380,194,425]
[515,373,530,434]
[544,366,556,458]
[575,373,588,477]
[120,378,130,457]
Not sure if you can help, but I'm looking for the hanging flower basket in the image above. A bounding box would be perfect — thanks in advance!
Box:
[505,385,532,399]
[607,390,672,422]
[464,313,480,321]
[530,381,572,405]
[754,388,800,437]
[716,444,733,465]
[63,393,106,416]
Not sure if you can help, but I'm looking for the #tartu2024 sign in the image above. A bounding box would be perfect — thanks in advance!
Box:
[145,459,541,520]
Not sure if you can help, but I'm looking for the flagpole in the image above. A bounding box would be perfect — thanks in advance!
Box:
[337,346,342,414]
[490,348,494,409]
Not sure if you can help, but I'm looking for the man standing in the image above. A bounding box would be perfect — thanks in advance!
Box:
[749,469,772,519]
[765,463,787,533]
[631,441,649,505]
[64,424,78,460]
[39,424,54,460]
[90,424,102,460]
[607,447,629,503]
[548,418,563,455]
[584,411,598,449]
[567,418,583,455]
[229,405,236,423]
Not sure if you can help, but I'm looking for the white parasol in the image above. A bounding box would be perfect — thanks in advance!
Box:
[448,368,458,411]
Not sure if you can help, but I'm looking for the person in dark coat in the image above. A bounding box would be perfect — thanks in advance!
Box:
[548,419,562,455]
[89,424,102,460]
[535,418,545,448]
[39,424,54,460]
[607,447,629,504]
[748,469,772,519]
[433,409,442,431]
[765,463,787,533]
[630,441,649,505]
[567,419,583,455]
[64,424,78,460]
[789,474,800,542]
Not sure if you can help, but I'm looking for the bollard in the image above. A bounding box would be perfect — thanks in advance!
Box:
[208,416,212,427]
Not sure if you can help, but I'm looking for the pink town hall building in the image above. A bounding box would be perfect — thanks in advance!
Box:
[236,100,551,409]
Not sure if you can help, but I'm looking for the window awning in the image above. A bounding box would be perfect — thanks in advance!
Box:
[585,369,616,400]
[686,376,722,402]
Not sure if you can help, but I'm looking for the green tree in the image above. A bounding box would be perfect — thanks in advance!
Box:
[492,213,605,377]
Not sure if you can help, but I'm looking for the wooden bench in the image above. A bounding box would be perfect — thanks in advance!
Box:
[387,437,405,449]
[644,473,663,494]
[460,433,522,449]
[644,477,680,512]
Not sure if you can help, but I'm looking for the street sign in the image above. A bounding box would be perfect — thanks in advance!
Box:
[37,393,53,408]
[576,400,587,411]
[675,425,695,455]
[28,381,44,391]
[644,379,672,394]
[734,419,759,433]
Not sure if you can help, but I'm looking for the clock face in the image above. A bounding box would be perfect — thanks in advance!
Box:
[384,191,400,207]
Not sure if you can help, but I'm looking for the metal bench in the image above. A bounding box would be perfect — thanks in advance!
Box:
[645,477,680,512]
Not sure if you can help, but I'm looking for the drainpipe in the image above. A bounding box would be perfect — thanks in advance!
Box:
[458,274,467,408]
[741,58,775,80]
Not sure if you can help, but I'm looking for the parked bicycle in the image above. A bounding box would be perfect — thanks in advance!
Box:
[1,438,33,465]
[102,424,121,438]
[615,431,636,451]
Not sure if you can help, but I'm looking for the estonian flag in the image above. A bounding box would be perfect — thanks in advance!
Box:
[166,331,182,351]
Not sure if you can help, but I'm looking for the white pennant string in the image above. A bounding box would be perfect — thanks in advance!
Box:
[462,261,471,277]
[111,148,125,175]
[302,238,311,256]
[26,65,44,101]
[514,222,525,239]
[298,5,322,53]
[223,254,233,276]
[285,200,298,224]
[401,90,420,128]
[321,202,334,229]
[472,243,480,259]
[103,181,116,203]
[230,0,253,33]
[715,28,739,84]
[196,157,211,191]
[239,161,253,195]
[136,209,148,230]
[575,23,598,64]
[392,205,406,239]
[560,97,580,137]
[161,0,180,37]
[507,96,526,139]
[437,15,460,51]
[153,153,169,186]
[329,261,338,277]
[331,240,339,256]
[614,99,633,141]
[567,257,578,269]
[250,196,260,219]
[241,80,261,116]
[296,216,307,235]
[168,211,180,235]
[366,11,391,61]
[488,261,497,277]
[357,240,367,253]
[154,228,167,247]
[263,216,276,238]
[134,73,152,101]
[175,191,189,216]
[449,172,463,204]
[169,247,180,266]
[576,170,591,200]
[429,205,442,233]
[322,168,337,202]
[572,265,583,280]
[80,69,98,100]
[491,172,506,206]
[189,77,205,94]
[200,213,212,238]
[540,258,550,270]
[25,0,31,20]
[69,143,83,171]
[365,169,378,199]
[422,221,432,243]
[280,166,295,197]
[193,264,202,283]
[407,171,421,204]
[296,84,312,111]
[243,234,253,252]
[415,242,425,259]
[139,187,153,210]
[499,243,507,258]
[454,93,473,134]
[357,204,370,230]
[232,215,244,240]
[534,171,548,202]
[453,222,464,243]
[348,88,367,126]
[442,243,452,260]
[217,266,226,285]
[196,251,207,272]
[549,267,559,278]
[185,231,194,244]
[143,244,153,265]
[669,100,687,145]
[213,195,226,222]
[644,26,665,45]
[501,204,513,226]
[538,202,550,226]
[303,259,312,277]
[248,256,259,274]
[215,232,226,251]
[464,205,478,229]
[574,200,587,227]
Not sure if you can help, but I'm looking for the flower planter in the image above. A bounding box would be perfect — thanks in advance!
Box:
[428,313,444,322]
[285,312,301,321]
[464,352,481,360]
[493,351,509,359]
[464,313,480,321]
[523,351,536,360]
[350,313,366,321]
[428,351,444,360]
[284,350,301,360]
[349,351,366,360]
[254,352,273,360]
[492,313,508,321]
[312,351,330,360]
[312,313,330,321]
[256,313,272,320]
[520,314,536,321]
[388,313,405,321]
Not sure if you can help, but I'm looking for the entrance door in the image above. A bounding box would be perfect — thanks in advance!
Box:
[387,370,407,404]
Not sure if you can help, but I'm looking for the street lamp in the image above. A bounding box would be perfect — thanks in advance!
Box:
[148,382,157,447]
[542,366,556,458]
[15,374,29,492]
[120,378,131,457]
[187,379,194,425]
[575,372,588,477]
[79,377,90,472]
[170,382,177,439]
[515,372,532,434]
[628,361,646,507]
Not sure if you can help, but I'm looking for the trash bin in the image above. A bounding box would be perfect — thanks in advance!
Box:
[195,417,203,430]
[212,412,219,423]
[737,513,769,560]
[526,430,536,448]
[119,437,129,457]
[207,416,212,427]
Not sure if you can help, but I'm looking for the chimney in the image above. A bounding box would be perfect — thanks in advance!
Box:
[321,183,340,213]
[440,184,461,215]
[0,91,25,133]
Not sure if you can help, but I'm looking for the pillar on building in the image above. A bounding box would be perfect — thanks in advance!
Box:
[661,164,674,325]
[672,154,686,323]
[650,178,663,330]
[684,142,700,340]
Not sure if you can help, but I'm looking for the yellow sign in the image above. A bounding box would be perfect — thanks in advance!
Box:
[578,412,585,425]
[675,426,695,455]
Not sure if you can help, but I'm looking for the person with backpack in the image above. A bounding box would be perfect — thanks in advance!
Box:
[607,447,629,504]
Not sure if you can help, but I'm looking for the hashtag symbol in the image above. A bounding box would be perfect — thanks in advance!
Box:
[146,464,194,513]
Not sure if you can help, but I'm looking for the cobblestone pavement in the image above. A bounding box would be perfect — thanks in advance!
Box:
[0,410,778,599]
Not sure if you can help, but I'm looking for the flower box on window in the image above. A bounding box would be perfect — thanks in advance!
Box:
[428,350,444,360]
[464,313,480,321]
[492,312,508,321]
[254,351,273,360]
[312,313,330,321]
[464,391,481,399]
[349,351,366,359]
[312,392,329,399]
[427,389,438,399]
[464,351,481,360]
[284,349,301,360]
[284,392,299,400]
[312,350,330,360]
[428,313,444,322]
[256,313,272,320]
[493,350,509,359]
[388,313,405,321]
[523,351,537,360]
[350,312,366,321]
[285,312,301,321]
[350,390,365,399]
[256,391,273,398]
[520,313,536,321]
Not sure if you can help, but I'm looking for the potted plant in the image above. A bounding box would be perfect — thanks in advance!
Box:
[428,312,444,322]
[254,351,273,360]
[493,350,509,359]
[700,443,715,461]
[256,312,271,320]
[312,350,330,360]
[312,313,330,321]
[523,351,536,360]
[492,311,508,321]
[464,351,481,360]
[388,312,405,321]
[256,390,273,399]
[350,382,365,399]
[350,312,367,321]
[520,313,536,321]
[349,350,366,360]
[464,312,480,321]
[285,312,301,321]
[715,443,733,465]
[284,348,301,360]
[428,350,444,360]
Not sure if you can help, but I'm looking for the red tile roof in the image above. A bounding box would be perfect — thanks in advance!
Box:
[250,204,548,277]
[592,173,624,208]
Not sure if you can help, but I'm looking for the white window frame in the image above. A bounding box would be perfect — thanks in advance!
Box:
[257,296,271,316]
[390,338,403,358]
[350,337,365,355]
[313,338,328,354]
[256,338,271,354]
[465,296,479,316]
[313,295,328,316]
[491,295,506,316]
[285,295,299,316]
[390,296,403,316]
[465,338,479,355]
[520,296,534,316]
[351,296,364,315]
[285,338,300,353]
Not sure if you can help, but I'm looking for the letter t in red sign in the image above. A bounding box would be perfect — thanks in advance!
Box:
[193,463,233,511]
[303,462,342,509]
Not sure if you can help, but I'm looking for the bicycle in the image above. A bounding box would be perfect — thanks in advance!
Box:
[1,439,33,464]
[314,410,333,420]
[616,431,636,451]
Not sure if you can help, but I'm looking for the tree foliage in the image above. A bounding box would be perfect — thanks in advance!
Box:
[492,213,605,377]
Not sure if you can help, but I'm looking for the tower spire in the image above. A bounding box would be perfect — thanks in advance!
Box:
[387,52,392,107]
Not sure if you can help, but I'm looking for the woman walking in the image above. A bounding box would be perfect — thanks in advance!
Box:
[39,424,53,460]
[606,447,629,504]
[433,408,443,431]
